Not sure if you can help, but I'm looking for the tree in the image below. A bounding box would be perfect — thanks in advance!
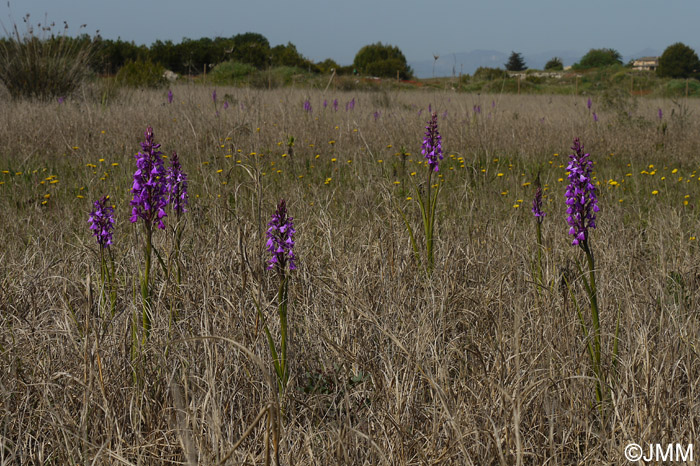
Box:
[657,42,700,79]
[353,42,413,79]
[505,51,526,71]
[573,48,622,69]
[544,57,563,71]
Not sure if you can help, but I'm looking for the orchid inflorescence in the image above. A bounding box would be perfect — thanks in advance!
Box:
[421,112,443,172]
[565,138,599,246]
[88,195,114,248]
[266,199,297,274]
[130,127,168,230]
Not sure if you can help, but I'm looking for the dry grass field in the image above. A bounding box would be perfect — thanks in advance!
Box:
[2,83,700,464]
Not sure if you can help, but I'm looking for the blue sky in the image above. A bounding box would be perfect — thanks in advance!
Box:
[5,0,700,74]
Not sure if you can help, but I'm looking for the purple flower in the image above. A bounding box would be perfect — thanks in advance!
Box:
[266,199,297,273]
[532,186,545,222]
[442,110,448,119]
[565,138,599,246]
[593,112,598,122]
[57,96,64,104]
[130,127,168,229]
[373,110,380,121]
[587,97,592,110]
[88,195,115,248]
[165,151,188,215]
[421,112,443,172]
[223,100,229,110]
[212,89,217,103]
[346,98,355,111]
[167,89,173,104]
[473,105,481,114]
[333,98,338,111]
[323,99,327,108]
[303,99,312,113]
[658,108,663,119]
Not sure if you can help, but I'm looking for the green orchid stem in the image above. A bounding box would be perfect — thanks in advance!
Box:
[142,222,153,341]
[535,221,543,289]
[277,275,289,394]
[582,240,604,412]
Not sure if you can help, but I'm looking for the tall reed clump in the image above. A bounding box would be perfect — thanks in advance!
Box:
[130,127,169,340]
[0,15,94,99]
[400,111,443,276]
[256,199,297,396]
[565,137,619,419]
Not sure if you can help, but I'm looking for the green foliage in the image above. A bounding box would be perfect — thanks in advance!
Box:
[573,48,623,70]
[316,58,340,73]
[92,38,148,74]
[505,51,526,71]
[0,18,95,100]
[473,67,506,81]
[271,42,317,71]
[116,59,166,88]
[657,42,700,79]
[545,57,563,71]
[229,32,271,69]
[209,60,256,83]
[353,42,413,79]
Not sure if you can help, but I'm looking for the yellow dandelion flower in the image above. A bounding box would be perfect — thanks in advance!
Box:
[652,190,659,195]
[282,153,288,157]
[497,173,504,177]
[329,140,335,145]
[410,172,417,176]
[513,204,520,208]
[691,236,697,241]
[684,200,689,206]
[77,194,84,199]
[501,191,508,196]
[558,178,564,182]
[406,196,412,200]
[393,180,400,185]
[522,182,531,187]
[112,163,119,167]
[44,193,50,199]
[217,169,223,173]
[672,168,678,174]
[378,159,383,163]
[387,144,392,148]
[225,154,232,158]
[331,158,337,162]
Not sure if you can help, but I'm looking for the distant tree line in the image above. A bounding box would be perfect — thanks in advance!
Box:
[87,32,323,75]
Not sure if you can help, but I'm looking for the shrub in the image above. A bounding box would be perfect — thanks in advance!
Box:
[657,42,700,79]
[116,59,166,88]
[209,60,256,83]
[0,17,95,100]
[473,67,507,81]
[353,42,413,79]
[545,57,564,71]
[573,48,623,70]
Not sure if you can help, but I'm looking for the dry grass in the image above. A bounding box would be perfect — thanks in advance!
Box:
[1,83,700,464]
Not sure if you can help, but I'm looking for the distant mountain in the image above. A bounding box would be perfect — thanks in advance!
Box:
[409,48,665,79]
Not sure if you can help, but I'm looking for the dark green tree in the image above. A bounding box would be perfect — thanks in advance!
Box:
[229,32,271,69]
[573,48,622,69]
[505,51,526,71]
[270,42,315,70]
[353,42,413,79]
[544,56,563,71]
[657,42,700,79]
[316,58,340,73]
